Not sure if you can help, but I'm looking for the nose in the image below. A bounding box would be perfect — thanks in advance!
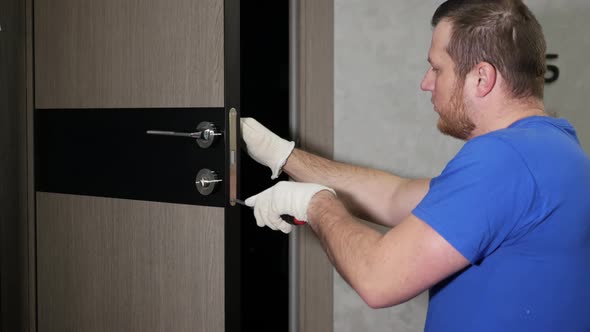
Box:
[421,67,434,92]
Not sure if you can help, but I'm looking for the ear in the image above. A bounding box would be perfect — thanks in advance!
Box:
[473,62,496,97]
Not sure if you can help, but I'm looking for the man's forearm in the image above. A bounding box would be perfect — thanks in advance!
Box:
[306,190,470,309]
[306,191,425,308]
[306,191,384,304]
[283,148,430,227]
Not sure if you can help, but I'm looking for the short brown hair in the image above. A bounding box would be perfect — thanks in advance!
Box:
[432,0,546,99]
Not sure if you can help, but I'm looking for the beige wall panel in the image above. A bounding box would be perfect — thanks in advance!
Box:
[298,0,334,331]
[34,0,224,109]
[36,192,224,332]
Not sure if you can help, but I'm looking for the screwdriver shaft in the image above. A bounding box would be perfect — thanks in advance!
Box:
[233,198,247,206]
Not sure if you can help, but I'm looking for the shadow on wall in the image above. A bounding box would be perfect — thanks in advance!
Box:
[534,3,590,151]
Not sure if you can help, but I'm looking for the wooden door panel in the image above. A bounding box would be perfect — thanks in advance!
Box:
[34,0,224,108]
[33,0,230,329]
[37,192,224,332]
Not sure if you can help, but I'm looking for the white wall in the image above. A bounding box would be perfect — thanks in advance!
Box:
[333,1,590,331]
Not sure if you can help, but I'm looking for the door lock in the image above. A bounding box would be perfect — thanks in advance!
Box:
[195,168,222,196]
[147,121,221,148]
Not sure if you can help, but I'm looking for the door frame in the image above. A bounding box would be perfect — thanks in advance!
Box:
[293,0,334,331]
[224,0,242,330]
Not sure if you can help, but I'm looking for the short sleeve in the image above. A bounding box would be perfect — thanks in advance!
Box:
[413,136,536,264]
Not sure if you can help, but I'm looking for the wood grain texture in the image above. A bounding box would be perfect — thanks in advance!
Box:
[26,0,36,330]
[298,0,334,331]
[34,0,224,108]
[36,193,225,332]
[0,0,31,329]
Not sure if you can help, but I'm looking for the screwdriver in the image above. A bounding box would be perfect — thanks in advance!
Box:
[232,199,306,225]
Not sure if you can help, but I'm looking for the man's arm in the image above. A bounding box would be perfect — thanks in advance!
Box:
[240,117,429,227]
[284,149,430,227]
[307,190,470,307]
[244,181,469,305]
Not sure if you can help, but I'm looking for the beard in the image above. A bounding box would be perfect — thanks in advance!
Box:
[435,83,475,140]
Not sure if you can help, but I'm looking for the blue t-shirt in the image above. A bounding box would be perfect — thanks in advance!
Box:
[413,116,590,332]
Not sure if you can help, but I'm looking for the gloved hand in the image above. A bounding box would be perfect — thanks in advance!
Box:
[241,117,296,179]
[245,181,336,234]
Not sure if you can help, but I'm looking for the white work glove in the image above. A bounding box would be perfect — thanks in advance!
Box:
[245,181,336,234]
[241,117,296,179]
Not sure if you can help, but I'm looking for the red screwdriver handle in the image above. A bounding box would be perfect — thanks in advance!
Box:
[280,214,306,225]
[233,199,306,226]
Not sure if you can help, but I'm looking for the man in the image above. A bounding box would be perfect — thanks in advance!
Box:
[242,0,590,331]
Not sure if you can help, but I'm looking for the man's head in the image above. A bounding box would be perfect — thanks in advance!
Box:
[421,0,546,140]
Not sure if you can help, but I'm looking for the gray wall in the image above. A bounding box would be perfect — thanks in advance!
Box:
[333,1,590,331]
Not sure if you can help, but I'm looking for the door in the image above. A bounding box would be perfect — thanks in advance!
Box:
[0,0,28,330]
[33,0,240,331]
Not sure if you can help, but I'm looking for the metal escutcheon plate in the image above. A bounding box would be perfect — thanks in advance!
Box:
[195,168,220,196]
[196,121,217,149]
